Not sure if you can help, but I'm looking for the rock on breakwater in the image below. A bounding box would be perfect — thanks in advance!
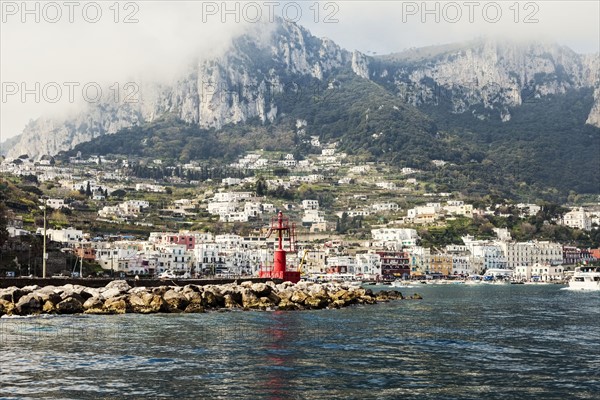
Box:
[0,280,421,316]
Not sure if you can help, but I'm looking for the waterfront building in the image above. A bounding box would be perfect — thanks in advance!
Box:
[514,263,564,281]
[502,241,563,269]
[355,253,382,279]
[377,251,410,279]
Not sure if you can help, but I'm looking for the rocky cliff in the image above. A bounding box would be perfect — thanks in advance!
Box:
[5,22,599,159]
[367,40,600,123]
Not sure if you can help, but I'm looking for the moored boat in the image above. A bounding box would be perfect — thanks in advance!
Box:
[568,266,600,291]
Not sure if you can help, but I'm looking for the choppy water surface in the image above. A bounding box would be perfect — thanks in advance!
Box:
[1,285,599,399]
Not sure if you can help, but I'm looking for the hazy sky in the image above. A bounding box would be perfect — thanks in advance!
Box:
[1,0,599,142]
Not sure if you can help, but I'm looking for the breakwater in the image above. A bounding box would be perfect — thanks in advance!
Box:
[0,280,419,316]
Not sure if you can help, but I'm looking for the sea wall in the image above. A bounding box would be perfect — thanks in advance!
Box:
[0,280,421,316]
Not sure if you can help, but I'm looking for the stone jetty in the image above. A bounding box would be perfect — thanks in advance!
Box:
[0,280,421,316]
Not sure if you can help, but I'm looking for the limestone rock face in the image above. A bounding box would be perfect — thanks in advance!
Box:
[368,40,600,126]
[5,21,598,160]
[6,20,348,158]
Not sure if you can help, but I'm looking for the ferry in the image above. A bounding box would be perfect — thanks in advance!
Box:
[568,266,600,291]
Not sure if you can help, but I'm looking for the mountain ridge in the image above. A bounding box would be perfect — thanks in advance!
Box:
[3,19,600,199]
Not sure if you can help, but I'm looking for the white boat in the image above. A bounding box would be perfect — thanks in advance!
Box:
[568,266,600,291]
[390,280,415,288]
[158,270,177,279]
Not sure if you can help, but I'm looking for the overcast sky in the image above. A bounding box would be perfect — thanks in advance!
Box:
[1,0,599,142]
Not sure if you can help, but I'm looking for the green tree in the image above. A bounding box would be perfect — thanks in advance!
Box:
[0,202,8,247]
[256,177,267,197]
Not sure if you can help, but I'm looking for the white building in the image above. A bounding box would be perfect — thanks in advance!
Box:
[355,253,382,278]
[326,256,356,274]
[514,263,564,281]
[443,201,473,217]
[371,228,419,247]
[41,227,83,243]
[302,200,319,210]
[302,210,326,224]
[562,207,591,231]
[46,198,66,210]
[371,203,399,212]
[502,241,563,269]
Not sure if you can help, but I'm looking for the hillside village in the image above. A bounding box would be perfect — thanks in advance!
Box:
[1,145,599,281]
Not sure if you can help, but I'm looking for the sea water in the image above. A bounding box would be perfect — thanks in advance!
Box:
[1,285,599,399]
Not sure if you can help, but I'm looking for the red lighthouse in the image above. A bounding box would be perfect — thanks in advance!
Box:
[259,211,301,283]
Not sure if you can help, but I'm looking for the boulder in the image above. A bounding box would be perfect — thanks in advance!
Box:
[304,295,327,309]
[152,286,169,296]
[277,298,301,311]
[57,297,84,314]
[223,293,241,308]
[331,289,348,301]
[104,296,128,314]
[201,289,224,308]
[37,289,62,305]
[42,300,56,313]
[15,293,42,315]
[183,303,205,313]
[183,290,203,305]
[389,290,403,299]
[60,290,84,305]
[360,296,377,305]
[83,287,101,299]
[83,296,103,310]
[277,281,295,290]
[349,287,367,298]
[330,299,346,308]
[101,288,123,300]
[257,297,275,310]
[104,280,131,293]
[250,282,271,297]
[277,288,294,301]
[128,292,167,314]
[290,290,308,305]
[240,288,260,308]
[221,286,243,305]
[0,299,15,316]
[183,284,201,293]
[163,289,189,311]
[1,287,25,303]
[267,291,281,305]
[307,284,328,300]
